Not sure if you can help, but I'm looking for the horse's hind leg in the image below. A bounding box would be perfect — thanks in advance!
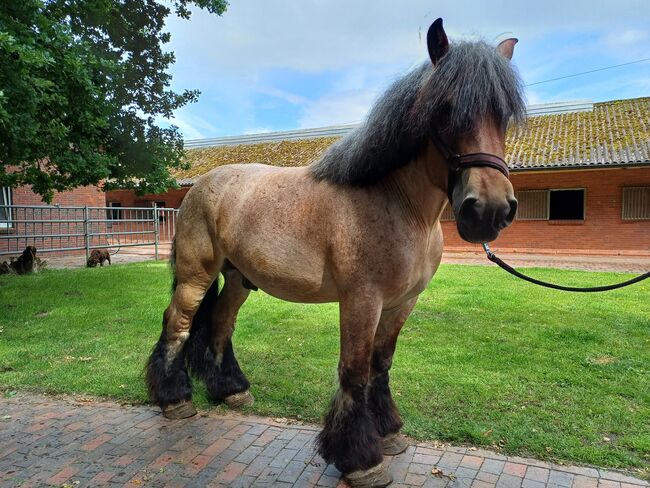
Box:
[185,262,253,407]
[146,237,221,419]
[369,297,418,456]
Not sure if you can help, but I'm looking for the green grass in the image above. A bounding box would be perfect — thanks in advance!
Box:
[0,262,648,473]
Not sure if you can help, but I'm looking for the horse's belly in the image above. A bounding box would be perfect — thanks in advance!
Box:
[225,242,338,303]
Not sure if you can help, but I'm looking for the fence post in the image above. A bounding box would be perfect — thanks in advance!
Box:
[153,204,159,261]
[83,206,90,262]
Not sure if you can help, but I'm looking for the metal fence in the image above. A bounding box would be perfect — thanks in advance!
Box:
[0,205,178,261]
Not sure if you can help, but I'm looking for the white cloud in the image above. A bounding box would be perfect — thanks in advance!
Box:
[159,112,220,139]
[256,87,308,105]
[243,126,273,135]
[298,89,380,128]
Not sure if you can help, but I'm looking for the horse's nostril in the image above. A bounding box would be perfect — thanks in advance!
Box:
[506,199,518,223]
[458,197,482,223]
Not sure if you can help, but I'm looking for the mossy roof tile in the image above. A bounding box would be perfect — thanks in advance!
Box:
[175,97,650,183]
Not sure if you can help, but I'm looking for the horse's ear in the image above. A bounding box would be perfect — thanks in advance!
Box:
[497,38,518,60]
[427,18,449,65]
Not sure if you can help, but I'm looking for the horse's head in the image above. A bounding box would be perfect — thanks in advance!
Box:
[426,19,524,243]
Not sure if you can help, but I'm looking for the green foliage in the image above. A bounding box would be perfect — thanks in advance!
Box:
[0,0,227,202]
[0,262,648,472]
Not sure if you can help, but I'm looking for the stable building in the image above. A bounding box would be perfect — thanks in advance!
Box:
[106,97,650,256]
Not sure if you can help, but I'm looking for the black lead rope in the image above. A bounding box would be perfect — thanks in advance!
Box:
[481,244,650,292]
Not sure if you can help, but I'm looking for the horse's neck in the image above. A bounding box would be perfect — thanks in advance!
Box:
[385,143,449,232]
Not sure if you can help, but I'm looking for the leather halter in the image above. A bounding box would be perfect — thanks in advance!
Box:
[430,132,510,202]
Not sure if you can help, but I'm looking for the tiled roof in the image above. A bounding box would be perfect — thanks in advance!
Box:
[175,97,650,183]
[506,97,650,169]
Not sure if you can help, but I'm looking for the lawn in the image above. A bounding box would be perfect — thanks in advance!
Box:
[0,261,648,474]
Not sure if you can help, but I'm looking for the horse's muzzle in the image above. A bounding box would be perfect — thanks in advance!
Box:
[456,197,517,243]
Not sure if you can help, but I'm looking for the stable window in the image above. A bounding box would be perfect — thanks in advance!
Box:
[440,204,455,221]
[515,190,548,220]
[549,189,585,220]
[107,202,122,220]
[155,201,166,222]
[516,188,585,221]
[622,187,650,220]
[0,187,12,229]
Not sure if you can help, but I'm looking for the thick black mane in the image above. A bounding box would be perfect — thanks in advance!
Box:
[309,40,526,186]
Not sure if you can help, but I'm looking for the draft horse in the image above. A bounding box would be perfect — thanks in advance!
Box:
[146,18,525,487]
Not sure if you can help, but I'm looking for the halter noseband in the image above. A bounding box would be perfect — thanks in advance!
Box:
[430,132,510,202]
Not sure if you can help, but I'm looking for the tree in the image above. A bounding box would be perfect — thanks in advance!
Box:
[0,0,227,202]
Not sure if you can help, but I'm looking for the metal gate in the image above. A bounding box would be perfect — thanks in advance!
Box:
[0,205,178,260]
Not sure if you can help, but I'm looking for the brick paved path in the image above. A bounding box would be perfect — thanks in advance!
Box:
[1,394,647,488]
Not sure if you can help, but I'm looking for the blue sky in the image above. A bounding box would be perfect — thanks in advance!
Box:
[160,0,650,139]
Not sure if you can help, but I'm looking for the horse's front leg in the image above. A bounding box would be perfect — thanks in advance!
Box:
[317,293,392,487]
[370,297,418,456]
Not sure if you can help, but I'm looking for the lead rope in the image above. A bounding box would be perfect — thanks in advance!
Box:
[482,243,650,292]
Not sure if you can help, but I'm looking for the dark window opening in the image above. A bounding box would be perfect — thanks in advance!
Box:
[156,202,166,221]
[549,189,584,220]
[107,202,122,220]
[0,187,13,228]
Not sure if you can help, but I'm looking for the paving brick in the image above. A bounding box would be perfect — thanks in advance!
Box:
[81,433,113,451]
[521,480,546,488]
[502,462,526,478]
[573,475,599,488]
[215,460,246,483]
[525,466,550,483]
[243,455,272,477]
[46,465,79,485]
[405,473,427,486]
[471,480,496,488]
[277,460,308,483]
[113,454,135,467]
[461,455,484,469]
[476,472,499,483]
[186,453,213,475]
[270,448,299,469]
[548,470,575,487]
[202,437,233,457]
[496,473,523,488]
[481,459,506,475]
[455,467,479,480]
[597,481,622,488]
[413,453,442,465]
[411,463,434,475]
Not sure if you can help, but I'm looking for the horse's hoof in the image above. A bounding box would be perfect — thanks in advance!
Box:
[162,400,197,419]
[382,432,409,456]
[224,390,254,408]
[345,463,393,488]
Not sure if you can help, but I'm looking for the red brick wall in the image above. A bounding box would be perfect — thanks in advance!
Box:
[12,184,106,207]
[443,167,650,254]
[106,167,650,256]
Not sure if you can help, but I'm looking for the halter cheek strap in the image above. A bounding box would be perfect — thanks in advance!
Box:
[429,132,510,202]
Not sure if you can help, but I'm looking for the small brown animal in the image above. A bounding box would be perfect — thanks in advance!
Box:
[87,249,111,267]
[10,246,37,275]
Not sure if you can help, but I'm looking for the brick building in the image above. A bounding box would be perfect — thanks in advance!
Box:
[106,97,650,256]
